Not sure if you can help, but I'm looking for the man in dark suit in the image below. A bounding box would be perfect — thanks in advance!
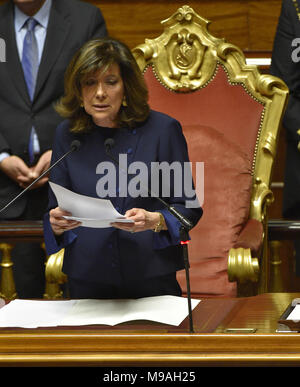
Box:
[0,0,107,297]
[270,0,300,274]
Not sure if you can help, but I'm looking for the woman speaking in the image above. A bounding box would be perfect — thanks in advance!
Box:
[43,38,202,299]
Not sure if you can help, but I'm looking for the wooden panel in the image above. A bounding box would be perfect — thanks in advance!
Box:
[0,221,43,243]
[89,0,282,51]
[249,0,282,50]
[0,0,282,51]
[96,0,247,49]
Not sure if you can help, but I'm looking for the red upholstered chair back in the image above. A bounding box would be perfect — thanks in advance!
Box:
[133,6,288,297]
[144,65,263,159]
[143,66,260,297]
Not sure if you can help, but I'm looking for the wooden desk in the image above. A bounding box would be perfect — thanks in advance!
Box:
[0,293,299,367]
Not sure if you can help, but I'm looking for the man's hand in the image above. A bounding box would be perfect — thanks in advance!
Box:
[0,155,34,188]
[28,150,52,189]
[0,150,52,189]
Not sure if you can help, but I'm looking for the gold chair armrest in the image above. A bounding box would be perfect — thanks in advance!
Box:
[228,247,259,283]
[45,248,67,284]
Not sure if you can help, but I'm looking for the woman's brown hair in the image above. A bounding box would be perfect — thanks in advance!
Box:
[55,38,150,132]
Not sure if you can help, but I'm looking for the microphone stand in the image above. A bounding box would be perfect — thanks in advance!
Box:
[179,226,194,333]
[156,205,194,333]
[105,140,195,333]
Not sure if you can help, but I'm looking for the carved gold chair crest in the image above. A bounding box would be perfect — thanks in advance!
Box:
[45,5,288,298]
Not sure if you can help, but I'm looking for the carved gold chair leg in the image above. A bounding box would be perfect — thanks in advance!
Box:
[44,248,67,299]
[228,247,259,283]
[0,243,17,300]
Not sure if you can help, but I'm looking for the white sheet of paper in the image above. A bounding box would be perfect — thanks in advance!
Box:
[61,296,200,326]
[49,182,133,228]
[63,216,133,228]
[0,296,200,328]
[0,300,76,328]
[287,304,300,321]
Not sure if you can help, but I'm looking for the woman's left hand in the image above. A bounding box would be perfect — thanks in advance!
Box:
[111,208,163,233]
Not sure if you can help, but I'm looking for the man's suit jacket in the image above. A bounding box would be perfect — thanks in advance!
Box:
[270,0,300,218]
[0,0,107,218]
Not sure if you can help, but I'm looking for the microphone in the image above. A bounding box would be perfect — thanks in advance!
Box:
[70,140,81,152]
[104,137,195,333]
[0,140,81,214]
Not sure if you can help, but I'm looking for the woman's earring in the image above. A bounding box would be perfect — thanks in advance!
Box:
[122,96,127,107]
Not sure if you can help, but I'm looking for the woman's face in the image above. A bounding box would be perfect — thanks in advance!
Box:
[81,63,125,128]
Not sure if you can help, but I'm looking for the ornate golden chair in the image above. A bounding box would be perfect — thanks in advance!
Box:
[45,5,288,299]
[132,5,288,297]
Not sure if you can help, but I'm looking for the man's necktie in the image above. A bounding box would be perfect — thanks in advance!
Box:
[21,18,39,164]
[22,18,38,100]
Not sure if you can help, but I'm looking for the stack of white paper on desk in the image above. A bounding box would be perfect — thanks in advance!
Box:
[0,296,200,328]
[49,182,134,228]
